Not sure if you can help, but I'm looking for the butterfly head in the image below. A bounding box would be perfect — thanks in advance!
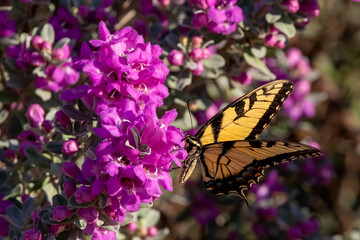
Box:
[184,134,202,155]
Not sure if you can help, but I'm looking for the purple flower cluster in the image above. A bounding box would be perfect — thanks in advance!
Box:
[0,11,16,38]
[48,8,82,42]
[251,170,321,239]
[167,36,215,76]
[58,22,186,237]
[0,194,13,238]
[6,35,79,92]
[190,193,220,225]
[18,104,53,156]
[281,0,320,18]
[190,0,245,35]
[266,48,316,121]
[264,26,286,49]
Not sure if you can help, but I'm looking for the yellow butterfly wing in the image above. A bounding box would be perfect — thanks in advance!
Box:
[195,80,294,145]
[199,141,322,199]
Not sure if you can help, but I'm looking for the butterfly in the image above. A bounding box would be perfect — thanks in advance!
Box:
[179,80,322,202]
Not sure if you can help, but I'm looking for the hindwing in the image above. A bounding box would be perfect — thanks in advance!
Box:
[199,141,322,199]
[195,80,294,145]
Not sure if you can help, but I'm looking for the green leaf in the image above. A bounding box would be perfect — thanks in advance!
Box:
[46,141,63,154]
[164,33,179,49]
[3,184,22,200]
[206,80,221,99]
[0,171,7,185]
[41,23,55,44]
[139,208,160,228]
[243,50,275,80]
[62,104,93,121]
[176,70,192,90]
[25,147,52,169]
[98,212,121,232]
[75,216,87,230]
[54,38,71,49]
[274,13,296,38]
[35,89,52,101]
[22,197,35,220]
[50,163,63,178]
[68,228,86,240]
[265,5,282,23]
[98,193,108,209]
[202,54,226,69]
[52,194,68,207]
[0,91,19,104]
[6,205,24,229]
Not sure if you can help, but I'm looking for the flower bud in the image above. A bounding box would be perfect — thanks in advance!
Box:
[52,48,65,61]
[41,120,53,133]
[31,36,43,51]
[62,139,79,156]
[126,222,138,233]
[63,181,76,197]
[189,48,203,61]
[26,104,45,128]
[191,36,203,48]
[4,149,16,160]
[299,0,320,17]
[42,41,52,53]
[147,226,158,237]
[52,205,75,222]
[24,229,43,240]
[264,33,277,47]
[55,110,72,130]
[61,161,82,179]
[191,13,208,29]
[282,0,300,13]
[192,61,204,76]
[159,0,171,7]
[167,49,184,66]
[202,48,211,59]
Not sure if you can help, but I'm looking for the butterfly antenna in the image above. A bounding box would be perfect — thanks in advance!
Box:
[187,99,195,136]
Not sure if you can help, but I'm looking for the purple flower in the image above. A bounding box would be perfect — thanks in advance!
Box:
[191,194,220,225]
[78,207,99,224]
[50,224,66,235]
[24,229,43,240]
[34,62,80,92]
[55,110,72,131]
[74,186,97,204]
[0,11,16,38]
[299,0,320,17]
[191,0,245,35]
[48,7,82,42]
[63,181,76,197]
[52,205,75,222]
[26,104,45,128]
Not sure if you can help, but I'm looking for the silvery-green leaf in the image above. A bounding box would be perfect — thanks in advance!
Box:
[206,80,221,99]
[139,202,153,208]
[54,38,71,49]
[248,68,274,81]
[25,147,51,169]
[120,213,135,226]
[250,45,267,59]
[0,90,19,104]
[265,5,282,23]
[202,54,226,69]
[68,228,86,240]
[202,68,220,79]
[0,37,19,45]
[140,208,160,228]
[98,212,121,232]
[232,27,245,40]
[176,70,192,90]
[184,61,198,70]
[35,89,52,101]
[274,13,296,38]
[243,50,275,80]
[7,72,32,89]
[41,23,55,44]
[46,141,63,154]
[19,33,29,44]
[62,104,93,121]
[52,194,68,207]
[22,197,35,220]
[215,75,230,95]
[0,110,9,125]
[262,0,275,4]
[2,184,22,200]
[75,216,87,230]
[6,205,24,229]
[42,182,59,204]
[164,33,179,49]
[0,171,7,185]
[98,193,107,209]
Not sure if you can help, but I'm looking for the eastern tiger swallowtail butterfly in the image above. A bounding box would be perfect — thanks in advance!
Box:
[179,80,322,202]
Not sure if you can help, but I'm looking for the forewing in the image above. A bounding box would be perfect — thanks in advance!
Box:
[195,80,294,145]
[199,141,322,199]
